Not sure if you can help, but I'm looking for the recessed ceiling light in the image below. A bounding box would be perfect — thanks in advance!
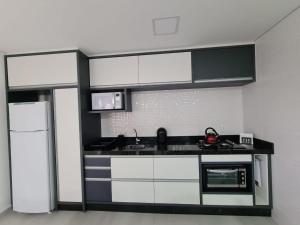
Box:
[152,16,180,36]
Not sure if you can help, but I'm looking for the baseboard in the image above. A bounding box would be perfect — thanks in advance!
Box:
[86,203,272,217]
[57,202,83,211]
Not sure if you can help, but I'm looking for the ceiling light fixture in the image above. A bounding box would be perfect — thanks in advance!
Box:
[152,16,180,36]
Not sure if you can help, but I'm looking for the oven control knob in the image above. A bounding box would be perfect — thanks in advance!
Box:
[241,182,245,184]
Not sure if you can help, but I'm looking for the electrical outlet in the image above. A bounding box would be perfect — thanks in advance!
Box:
[240,133,253,145]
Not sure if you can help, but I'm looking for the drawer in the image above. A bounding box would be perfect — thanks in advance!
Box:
[85,168,111,178]
[154,156,199,180]
[85,179,112,202]
[111,157,153,179]
[84,156,111,167]
[112,180,154,203]
[202,194,253,206]
[154,181,200,204]
[201,155,252,162]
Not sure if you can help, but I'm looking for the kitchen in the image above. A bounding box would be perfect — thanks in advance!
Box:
[0,1,299,225]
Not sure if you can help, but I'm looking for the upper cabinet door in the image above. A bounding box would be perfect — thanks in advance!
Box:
[138,52,192,84]
[7,52,78,88]
[192,45,255,83]
[89,56,139,87]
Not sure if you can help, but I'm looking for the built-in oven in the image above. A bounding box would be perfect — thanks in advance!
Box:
[201,163,253,193]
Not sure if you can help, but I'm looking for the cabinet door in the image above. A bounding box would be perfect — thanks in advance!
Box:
[85,179,112,202]
[54,88,82,203]
[112,181,154,203]
[192,45,255,83]
[202,194,253,206]
[7,53,78,88]
[89,56,139,87]
[201,154,252,162]
[138,52,192,84]
[154,156,199,180]
[154,181,200,204]
[111,157,153,179]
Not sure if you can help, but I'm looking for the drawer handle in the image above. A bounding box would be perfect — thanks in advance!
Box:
[84,155,111,159]
[112,178,154,182]
[85,166,111,170]
[154,179,199,182]
[85,178,112,182]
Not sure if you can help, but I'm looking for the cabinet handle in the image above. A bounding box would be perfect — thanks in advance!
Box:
[85,166,111,170]
[194,77,253,83]
[84,155,110,159]
[85,178,112,182]
[111,178,153,182]
[10,130,46,132]
[154,179,199,182]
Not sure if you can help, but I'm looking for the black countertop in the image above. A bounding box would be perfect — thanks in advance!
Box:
[84,135,274,155]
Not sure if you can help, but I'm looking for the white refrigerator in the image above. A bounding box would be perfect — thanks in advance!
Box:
[9,101,55,213]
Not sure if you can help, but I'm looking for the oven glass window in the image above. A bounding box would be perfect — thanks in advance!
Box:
[207,169,240,187]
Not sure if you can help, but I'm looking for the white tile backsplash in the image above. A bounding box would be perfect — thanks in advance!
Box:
[101,87,244,137]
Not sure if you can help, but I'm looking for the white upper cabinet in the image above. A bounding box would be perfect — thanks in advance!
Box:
[7,53,78,88]
[89,56,139,87]
[138,52,192,84]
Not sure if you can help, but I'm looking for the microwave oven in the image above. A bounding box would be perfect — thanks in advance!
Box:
[91,92,124,110]
[201,163,253,193]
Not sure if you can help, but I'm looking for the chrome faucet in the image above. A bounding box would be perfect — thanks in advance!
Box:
[133,129,140,145]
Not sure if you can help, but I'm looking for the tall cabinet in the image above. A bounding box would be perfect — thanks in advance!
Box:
[5,50,101,210]
[53,88,82,203]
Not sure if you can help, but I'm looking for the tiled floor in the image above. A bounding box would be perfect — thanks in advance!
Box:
[0,210,278,225]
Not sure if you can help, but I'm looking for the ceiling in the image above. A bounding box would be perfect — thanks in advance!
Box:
[0,0,300,56]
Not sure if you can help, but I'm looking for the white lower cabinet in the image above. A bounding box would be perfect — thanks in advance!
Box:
[154,156,199,180]
[154,181,200,204]
[202,194,253,206]
[111,156,154,203]
[153,156,200,205]
[111,156,153,179]
[112,180,154,203]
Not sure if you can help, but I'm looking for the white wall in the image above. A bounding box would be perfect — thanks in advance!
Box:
[243,8,300,225]
[0,53,11,213]
[101,87,244,137]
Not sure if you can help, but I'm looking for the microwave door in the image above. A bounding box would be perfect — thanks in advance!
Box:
[93,93,115,110]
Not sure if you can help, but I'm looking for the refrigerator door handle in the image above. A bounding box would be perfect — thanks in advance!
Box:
[12,102,36,105]
[10,130,47,133]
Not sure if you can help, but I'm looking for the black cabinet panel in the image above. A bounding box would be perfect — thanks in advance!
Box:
[192,45,255,82]
[85,181,112,202]
[85,169,111,178]
[85,157,111,167]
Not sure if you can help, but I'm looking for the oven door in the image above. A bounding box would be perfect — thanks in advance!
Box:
[202,163,252,193]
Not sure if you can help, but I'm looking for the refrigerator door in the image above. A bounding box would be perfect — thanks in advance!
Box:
[10,131,51,213]
[9,102,48,132]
